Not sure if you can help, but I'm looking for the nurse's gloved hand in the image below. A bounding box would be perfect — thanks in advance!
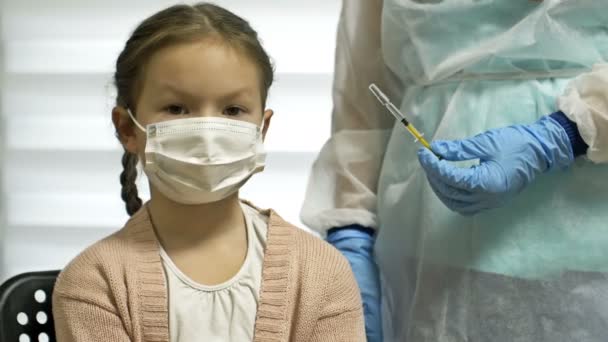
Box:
[327,225,383,342]
[418,114,580,215]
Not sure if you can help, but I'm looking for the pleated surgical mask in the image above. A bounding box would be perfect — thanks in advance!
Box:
[128,109,266,204]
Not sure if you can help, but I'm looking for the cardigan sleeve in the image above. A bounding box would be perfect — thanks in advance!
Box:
[309,247,366,341]
[53,293,132,342]
[52,244,133,342]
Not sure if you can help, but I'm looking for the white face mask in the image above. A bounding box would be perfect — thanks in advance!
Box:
[128,110,266,204]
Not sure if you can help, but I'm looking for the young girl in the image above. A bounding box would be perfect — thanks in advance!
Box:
[52,3,365,341]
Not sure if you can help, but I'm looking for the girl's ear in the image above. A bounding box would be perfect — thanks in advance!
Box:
[261,109,273,141]
[112,106,138,154]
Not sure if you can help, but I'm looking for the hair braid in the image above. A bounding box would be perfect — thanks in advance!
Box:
[120,151,143,216]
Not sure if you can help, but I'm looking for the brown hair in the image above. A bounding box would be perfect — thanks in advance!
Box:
[114,2,274,215]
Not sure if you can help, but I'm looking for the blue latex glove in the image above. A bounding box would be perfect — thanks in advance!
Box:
[417,115,576,215]
[327,226,383,342]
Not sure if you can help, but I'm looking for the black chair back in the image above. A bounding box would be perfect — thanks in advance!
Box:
[0,271,60,342]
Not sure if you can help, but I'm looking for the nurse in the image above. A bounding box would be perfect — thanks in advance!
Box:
[301,1,608,341]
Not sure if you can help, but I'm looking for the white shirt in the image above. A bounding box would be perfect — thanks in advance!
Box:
[160,203,268,342]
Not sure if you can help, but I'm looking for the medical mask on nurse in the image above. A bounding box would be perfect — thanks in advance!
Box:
[128,109,266,204]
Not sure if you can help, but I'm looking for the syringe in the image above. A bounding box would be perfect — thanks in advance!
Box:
[369,83,438,157]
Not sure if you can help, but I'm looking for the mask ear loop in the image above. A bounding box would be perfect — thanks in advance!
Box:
[127,108,147,133]
[258,121,267,140]
[259,112,270,138]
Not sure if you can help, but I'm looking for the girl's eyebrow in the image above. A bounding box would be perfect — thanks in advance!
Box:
[155,81,256,102]
[218,86,256,102]
[155,81,198,99]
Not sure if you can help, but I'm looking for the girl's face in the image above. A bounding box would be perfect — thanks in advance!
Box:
[114,38,273,156]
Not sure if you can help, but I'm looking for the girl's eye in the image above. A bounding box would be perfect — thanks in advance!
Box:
[224,106,245,116]
[165,105,187,115]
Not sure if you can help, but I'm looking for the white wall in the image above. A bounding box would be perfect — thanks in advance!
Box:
[0,0,340,282]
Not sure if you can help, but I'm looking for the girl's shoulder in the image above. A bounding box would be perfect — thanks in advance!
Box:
[54,208,156,300]
[243,200,351,278]
[52,209,165,340]
[264,209,363,324]
[265,208,357,288]
[54,228,132,298]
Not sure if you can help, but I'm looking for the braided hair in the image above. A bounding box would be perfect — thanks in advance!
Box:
[119,151,142,215]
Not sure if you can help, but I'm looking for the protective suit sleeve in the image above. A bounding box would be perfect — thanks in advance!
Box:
[300,0,401,234]
[558,63,608,163]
